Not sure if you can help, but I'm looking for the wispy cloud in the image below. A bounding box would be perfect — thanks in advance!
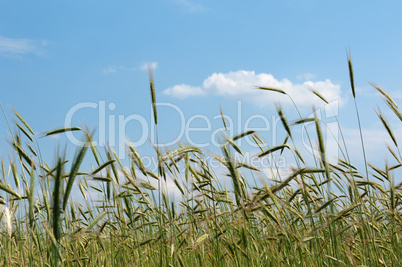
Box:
[140,62,158,71]
[103,62,158,74]
[296,73,316,81]
[163,84,205,98]
[0,35,47,57]
[297,123,402,166]
[341,126,402,161]
[102,65,136,74]
[163,70,344,108]
[174,0,204,12]
[383,90,402,100]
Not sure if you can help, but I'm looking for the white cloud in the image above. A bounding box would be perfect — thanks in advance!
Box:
[103,67,118,74]
[163,70,343,108]
[163,84,205,99]
[387,90,402,100]
[102,65,137,74]
[174,0,204,12]
[294,123,402,167]
[140,62,158,71]
[0,35,46,57]
[104,62,158,74]
[341,126,402,162]
[296,73,316,81]
[262,167,294,181]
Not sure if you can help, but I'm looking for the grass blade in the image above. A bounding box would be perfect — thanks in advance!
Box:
[91,160,115,175]
[162,146,201,162]
[257,86,286,94]
[347,49,356,98]
[149,66,158,125]
[11,107,34,135]
[86,211,108,231]
[63,141,88,210]
[258,144,290,158]
[0,182,21,199]
[43,127,81,137]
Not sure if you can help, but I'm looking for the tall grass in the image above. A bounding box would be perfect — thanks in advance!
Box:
[0,61,401,266]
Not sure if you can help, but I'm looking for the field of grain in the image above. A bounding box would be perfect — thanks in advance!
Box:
[0,59,401,266]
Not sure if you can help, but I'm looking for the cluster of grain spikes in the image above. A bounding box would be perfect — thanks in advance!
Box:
[0,56,400,265]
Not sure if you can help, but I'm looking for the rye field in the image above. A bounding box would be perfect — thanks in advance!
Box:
[0,59,401,266]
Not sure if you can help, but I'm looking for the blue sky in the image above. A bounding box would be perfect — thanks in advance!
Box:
[1,1,402,182]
